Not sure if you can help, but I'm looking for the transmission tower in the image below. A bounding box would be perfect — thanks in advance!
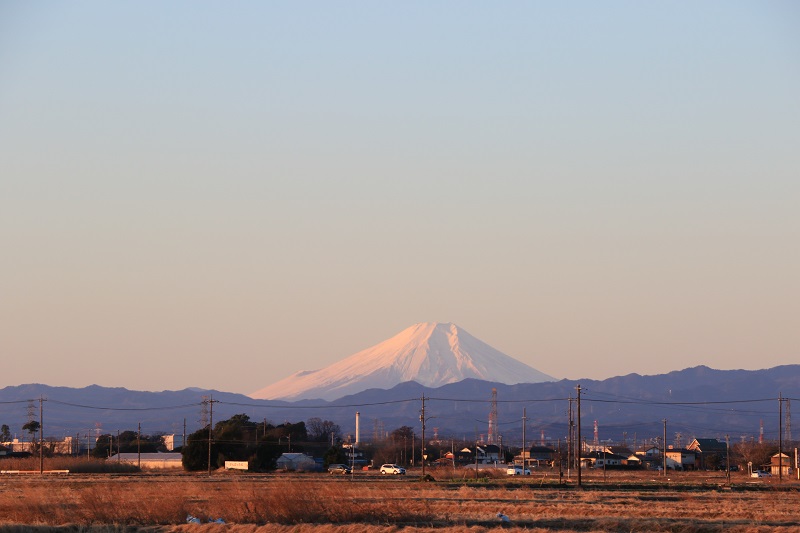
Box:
[200,395,209,429]
[26,400,35,423]
[759,419,764,444]
[785,399,791,441]
[372,418,382,443]
[487,388,498,445]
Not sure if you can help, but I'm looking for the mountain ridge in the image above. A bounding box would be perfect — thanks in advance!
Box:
[1,365,797,443]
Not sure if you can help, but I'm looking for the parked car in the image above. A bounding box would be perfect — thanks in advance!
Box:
[380,464,406,475]
[506,465,531,476]
[328,464,351,475]
[751,470,772,478]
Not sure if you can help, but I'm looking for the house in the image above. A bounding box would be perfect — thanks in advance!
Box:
[528,446,556,467]
[665,449,696,471]
[636,446,661,459]
[583,451,627,469]
[342,444,368,466]
[108,452,183,469]
[435,451,455,467]
[624,454,642,467]
[635,446,662,469]
[455,447,475,464]
[605,446,633,457]
[458,445,500,465]
[686,438,728,470]
[162,434,184,451]
[483,444,501,463]
[599,446,642,467]
[770,453,791,477]
[275,453,317,471]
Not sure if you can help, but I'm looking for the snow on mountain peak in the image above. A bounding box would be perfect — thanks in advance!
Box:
[251,322,555,401]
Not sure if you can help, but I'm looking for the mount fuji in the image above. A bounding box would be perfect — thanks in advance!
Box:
[251,322,555,401]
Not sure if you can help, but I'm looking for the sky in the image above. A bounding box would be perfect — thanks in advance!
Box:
[1,2,798,395]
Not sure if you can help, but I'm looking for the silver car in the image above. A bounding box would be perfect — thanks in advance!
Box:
[328,464,352,475]
[380,464,406,475]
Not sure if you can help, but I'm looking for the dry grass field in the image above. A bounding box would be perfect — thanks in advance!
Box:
[0,460,799,532]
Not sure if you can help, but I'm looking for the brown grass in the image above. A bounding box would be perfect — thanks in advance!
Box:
[0,468,799,531]
[0,457,139,474]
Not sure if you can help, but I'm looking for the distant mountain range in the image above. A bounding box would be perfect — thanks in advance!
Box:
[1,365,798,447]
[251,322,555,401]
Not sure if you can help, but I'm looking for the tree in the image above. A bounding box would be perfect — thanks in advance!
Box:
[264,421,308,449]
[0,424,11,442]
[391,426,414,441]
[323,445,349,467]
[307,418,341,443]
[732,441,777,471]
[91,430,164,458]
[182,426,214,471]
[22,421,40,440]
[181,414,288,472]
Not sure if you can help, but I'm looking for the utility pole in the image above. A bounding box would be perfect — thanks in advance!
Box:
[779,393,783,482]
[522,408,527,467]
[39,396,44,474]
[475,438,479,480]
[576,385,582,487]
[558,438,563,483]
[117,430,120,462]
[567,396,573,478]
[725,434,730,484]
[207,395,215,476]
[137,422,141,470]
[662,419,667,475]
[420,396,427,478]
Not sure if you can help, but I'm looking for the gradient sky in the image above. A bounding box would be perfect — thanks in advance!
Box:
[1,2,798,395]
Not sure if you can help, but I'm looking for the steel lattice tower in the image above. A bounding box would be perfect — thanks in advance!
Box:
[487,388,498,444]
[786,399,792,442]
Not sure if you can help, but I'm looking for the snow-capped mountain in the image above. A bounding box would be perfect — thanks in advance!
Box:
[251,322,555,401]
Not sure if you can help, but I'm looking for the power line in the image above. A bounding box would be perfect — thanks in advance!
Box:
[47,400,201,411]
[218,398,421,409]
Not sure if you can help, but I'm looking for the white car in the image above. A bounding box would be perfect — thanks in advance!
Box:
[380,464,406,475]
[506,465,531,476]
[751,470,772,478]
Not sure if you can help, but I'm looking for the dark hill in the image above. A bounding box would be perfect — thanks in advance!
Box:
[0,365,797,446]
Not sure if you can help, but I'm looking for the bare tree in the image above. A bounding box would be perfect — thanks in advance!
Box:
[306,418,341,443]
[732,441,777,471]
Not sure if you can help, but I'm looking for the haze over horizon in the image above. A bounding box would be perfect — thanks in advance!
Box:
[1,2,798,395]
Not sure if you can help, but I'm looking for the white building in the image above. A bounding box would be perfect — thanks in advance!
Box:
[108,452,183,469]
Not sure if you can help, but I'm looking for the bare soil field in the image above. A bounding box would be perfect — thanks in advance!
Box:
[0,464,798,532]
